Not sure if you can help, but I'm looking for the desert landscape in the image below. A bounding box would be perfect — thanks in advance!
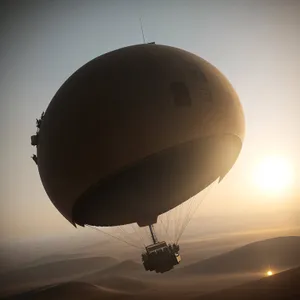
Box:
[1,231,299,300]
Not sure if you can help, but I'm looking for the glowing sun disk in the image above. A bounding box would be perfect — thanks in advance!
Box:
[254,156,294,193]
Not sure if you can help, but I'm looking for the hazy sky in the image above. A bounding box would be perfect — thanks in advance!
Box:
[0,0,299,244]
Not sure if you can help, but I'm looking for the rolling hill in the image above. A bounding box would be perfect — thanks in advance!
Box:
[199,266,300,300]
[0,256,119,297]
[79,259,144,281]
[1,281,132,300]
[3,267,299,300]
[2,236,300,299]
[182,236,300,275]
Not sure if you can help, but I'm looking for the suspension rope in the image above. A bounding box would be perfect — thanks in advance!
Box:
[131,223,146,247]
[117,224,144,247]
[175,181,217,243]
[159,217,172,241]
[176,196,205,243]
[87,225,144,250]
[177,194,199,241]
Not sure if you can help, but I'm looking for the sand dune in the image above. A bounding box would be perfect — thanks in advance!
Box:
[77,259,157,291]
[78,260,147,284]
[96,260,144,276]
[26,253,88,268]
[182,236,300,275]
[5,268,299,300]
[0,256,118,297]
[198,266,300,300]
[2,281,132,300]
[2,236,300,299]
[88,275,150,291]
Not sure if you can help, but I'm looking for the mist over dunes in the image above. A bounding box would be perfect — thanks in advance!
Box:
[182,236,300,275]
[199,266,300,300]
[1,236,299,300]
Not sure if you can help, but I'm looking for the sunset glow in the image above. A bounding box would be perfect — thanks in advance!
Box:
[254,156,294,194]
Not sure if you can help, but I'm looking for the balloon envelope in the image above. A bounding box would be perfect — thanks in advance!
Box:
[36,44,245,227]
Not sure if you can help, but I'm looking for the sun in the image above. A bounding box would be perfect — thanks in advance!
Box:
[266,270,273,276]
[254,156,294,194]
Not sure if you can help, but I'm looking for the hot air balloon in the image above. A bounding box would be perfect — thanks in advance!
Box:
[31,44,245,273]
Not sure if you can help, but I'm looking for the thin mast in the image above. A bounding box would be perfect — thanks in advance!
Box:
[139,17,146,44]
[149,224,158,244]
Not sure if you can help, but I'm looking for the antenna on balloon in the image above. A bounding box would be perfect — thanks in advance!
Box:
[139,17,146,44]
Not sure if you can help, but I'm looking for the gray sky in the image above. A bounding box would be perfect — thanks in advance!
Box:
[0,0,299,244]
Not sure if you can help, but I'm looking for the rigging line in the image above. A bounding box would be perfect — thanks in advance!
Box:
[129,224,144,247]
[140,225,150,245]
[164,206,171,239]
[166,213,171,240]
[133,224,146,247]
[157,218,163,240]
[164,214,171,241]
[117,225,140,246]
[172,207,179,242]
[179,182,214,241]
[180,195,196,236]
[178,199,193,242]
[154,223,160,242]
[173,208,180,242]
[91,208,141,248]
[184,195,199,228]
[177,201,187,237]
[178,178,218,243]
[158,219,165,241]
[177,202,185,237]
[177,193,206,243]
[158,217,170,240]
[176,194,205,243]
[159,217,172,241]
[131,223,145,246]
[176,206,183,242]
[89,201,146,249]
[176,188,211,243]
[101,225,141,248]
[140,226,147,244]
[173,207,179,242]
[166,194,172,238]
[87,225,144,250]
[115,225,132,243]
[174,203,182,241]
[175,199,194,243]
[153,220,160,241]
[93,225,139,248]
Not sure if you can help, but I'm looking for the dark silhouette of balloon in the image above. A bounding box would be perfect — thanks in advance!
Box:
[35,44,245,227]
